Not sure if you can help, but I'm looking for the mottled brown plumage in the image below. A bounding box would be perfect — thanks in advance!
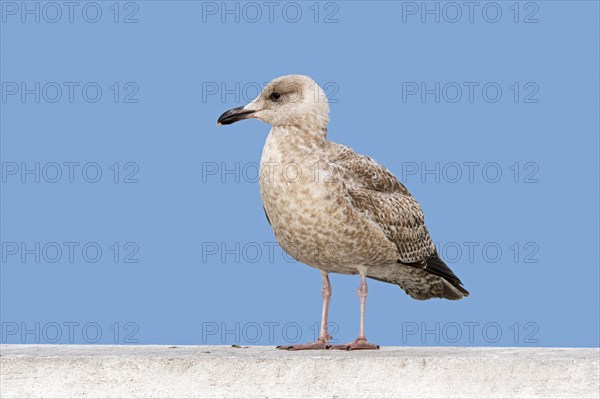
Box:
[218,75,469,350]
[330,144,469,300]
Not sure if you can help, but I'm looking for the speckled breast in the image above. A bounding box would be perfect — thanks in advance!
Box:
[258,132,397,273]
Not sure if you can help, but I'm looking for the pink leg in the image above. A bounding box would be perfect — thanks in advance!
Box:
[277,271,332,350]
[331,271,379,350]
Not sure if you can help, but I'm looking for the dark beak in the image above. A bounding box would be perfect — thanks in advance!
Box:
[217,106,256,126]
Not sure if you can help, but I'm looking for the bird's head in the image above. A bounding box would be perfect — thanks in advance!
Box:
[217,75,330,132]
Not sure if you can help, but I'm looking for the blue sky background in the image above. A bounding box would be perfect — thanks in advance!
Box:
[1,1,599,347]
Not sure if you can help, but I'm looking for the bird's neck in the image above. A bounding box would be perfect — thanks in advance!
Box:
[264,125,329,158]
[259,125,333,207]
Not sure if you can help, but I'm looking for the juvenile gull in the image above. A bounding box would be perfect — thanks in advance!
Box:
[217,75,469,350]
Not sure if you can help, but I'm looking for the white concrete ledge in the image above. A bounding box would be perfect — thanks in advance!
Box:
[1,345,598,399]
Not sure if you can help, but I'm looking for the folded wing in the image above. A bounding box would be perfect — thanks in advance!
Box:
[330,143,469,299]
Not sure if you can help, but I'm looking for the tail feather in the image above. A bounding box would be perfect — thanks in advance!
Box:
[369,256,469,300]
[419,256,470,298]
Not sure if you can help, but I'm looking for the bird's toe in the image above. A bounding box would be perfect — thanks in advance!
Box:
[331,337,379,350]
[276,341,329,350]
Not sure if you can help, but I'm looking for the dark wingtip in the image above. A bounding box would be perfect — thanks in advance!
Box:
[423,256,467,286]
[402,256,470,300]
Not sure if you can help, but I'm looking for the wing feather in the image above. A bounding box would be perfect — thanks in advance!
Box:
[329,143,469,299]
[330,144,435,263]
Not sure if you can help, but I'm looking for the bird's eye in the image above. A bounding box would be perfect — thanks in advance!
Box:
[270,92,281,101]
